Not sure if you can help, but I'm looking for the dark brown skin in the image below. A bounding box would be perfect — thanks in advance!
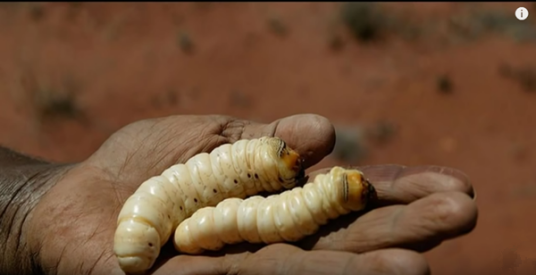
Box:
[0,114,477,275]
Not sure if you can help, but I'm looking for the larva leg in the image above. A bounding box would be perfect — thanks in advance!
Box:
[114,137,305,274]
[173,166,376,254]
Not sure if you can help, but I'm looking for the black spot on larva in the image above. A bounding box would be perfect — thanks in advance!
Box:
[148,242,153,247]
[194,198,198,203]
[278,176,283,183]
[234,179,238,184]
[167,215,170,219]
[247,173,251,178]
[180,206,183,210]
[213,189,217,193]
[255,173,259,179]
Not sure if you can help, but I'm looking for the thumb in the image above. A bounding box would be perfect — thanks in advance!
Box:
[241,114,336,168]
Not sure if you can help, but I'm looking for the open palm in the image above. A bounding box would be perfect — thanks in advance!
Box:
[26,114,477,275]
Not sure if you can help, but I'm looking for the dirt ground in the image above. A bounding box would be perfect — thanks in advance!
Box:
[1,2,536,274]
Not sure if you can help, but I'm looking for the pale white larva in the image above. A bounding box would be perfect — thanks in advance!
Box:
[173,166,376,254]
[113,137,305,274]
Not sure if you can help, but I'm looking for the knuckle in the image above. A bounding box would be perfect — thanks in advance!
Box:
[428,192,476,227]
[430,194,460,220]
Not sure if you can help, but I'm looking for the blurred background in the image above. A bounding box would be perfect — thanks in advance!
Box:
[1,2,536,274]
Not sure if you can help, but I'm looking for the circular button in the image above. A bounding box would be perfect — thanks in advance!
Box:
[516,7,529,21]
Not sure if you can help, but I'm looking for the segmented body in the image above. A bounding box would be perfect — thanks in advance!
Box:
[113,137,305,274]
[173,166,376,254]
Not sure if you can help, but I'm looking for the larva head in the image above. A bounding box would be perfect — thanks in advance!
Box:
[263,137,305,188]
[336,167,377,211]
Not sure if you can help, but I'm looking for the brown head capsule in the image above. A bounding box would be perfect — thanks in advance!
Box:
[340,169,376,211]
[268,137,305,188]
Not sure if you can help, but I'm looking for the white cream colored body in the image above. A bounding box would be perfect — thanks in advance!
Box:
[174,166,371,254]
[113,137,303,274]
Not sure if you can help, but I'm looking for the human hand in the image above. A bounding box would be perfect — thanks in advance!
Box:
[24,114,476,275]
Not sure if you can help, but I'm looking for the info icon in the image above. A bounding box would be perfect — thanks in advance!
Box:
[516,7,529,21]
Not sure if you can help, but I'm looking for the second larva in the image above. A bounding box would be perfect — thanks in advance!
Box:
[174,166,376,254]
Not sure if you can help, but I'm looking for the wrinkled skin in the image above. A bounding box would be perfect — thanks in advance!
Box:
[27,114,477,275]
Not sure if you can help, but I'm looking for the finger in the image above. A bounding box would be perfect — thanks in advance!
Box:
[302,191,477,253]
[238,114,336,168]
[156,244,429,275]
[309,165,475,205]
[235,244,430,275]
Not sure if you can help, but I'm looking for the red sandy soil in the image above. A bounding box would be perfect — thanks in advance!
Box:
[1,2,536,274]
